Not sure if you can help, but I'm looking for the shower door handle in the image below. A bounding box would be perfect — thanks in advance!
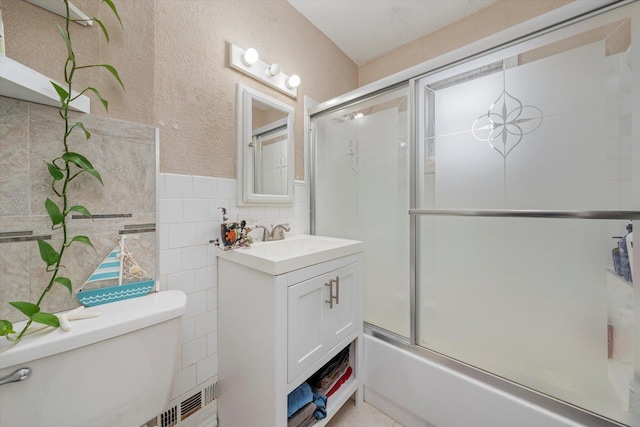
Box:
[325,277,339,309]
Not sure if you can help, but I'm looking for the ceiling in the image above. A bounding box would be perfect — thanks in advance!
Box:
[287,0,497,65]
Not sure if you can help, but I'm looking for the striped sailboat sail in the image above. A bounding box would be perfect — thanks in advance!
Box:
[85,246,123,285]
[77,236,155,307]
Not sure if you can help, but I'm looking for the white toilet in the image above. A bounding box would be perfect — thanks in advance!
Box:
[0,290,186,427]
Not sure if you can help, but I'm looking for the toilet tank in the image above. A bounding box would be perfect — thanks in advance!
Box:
[0,290,186,427]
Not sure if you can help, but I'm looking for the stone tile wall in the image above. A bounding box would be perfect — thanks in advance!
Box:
[0,96,157,321]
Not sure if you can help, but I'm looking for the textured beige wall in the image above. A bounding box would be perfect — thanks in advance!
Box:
[3,0,572,179]
[358,0,573,86]
[3,0,155,125]
[3,0,357,180]
[154,0,357,179]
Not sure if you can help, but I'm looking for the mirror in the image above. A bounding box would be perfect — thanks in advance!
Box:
[236,84,294,205]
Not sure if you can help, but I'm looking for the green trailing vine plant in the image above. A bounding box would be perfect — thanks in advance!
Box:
[0,0,124,343]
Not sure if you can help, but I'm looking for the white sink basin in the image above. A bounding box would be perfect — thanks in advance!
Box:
[216,234,362,275]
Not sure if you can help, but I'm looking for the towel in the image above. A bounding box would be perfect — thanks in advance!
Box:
[326,366,353,398]
[313,392,327,420]
[312,356,350,394]
[287,382,313,417]
[288,402,316,427]
[308,346,350,389]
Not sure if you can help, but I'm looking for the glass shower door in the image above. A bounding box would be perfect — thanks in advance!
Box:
[414,4,638,424]
[312,85,410,338]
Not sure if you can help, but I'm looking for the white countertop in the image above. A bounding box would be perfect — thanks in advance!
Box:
[216,234,363,275]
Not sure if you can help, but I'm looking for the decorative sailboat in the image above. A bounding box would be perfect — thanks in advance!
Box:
[77,235,155,307]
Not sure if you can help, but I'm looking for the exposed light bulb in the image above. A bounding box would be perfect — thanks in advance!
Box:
[268,63,281,76]
[242,48,259,66]
[287,74,301,89]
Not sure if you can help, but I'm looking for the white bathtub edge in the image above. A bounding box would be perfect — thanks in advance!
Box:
[363,334,588,427]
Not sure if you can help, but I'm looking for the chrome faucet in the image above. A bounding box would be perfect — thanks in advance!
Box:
[255,223,290,241]
[271,223,290,241]
[255,225,272,242]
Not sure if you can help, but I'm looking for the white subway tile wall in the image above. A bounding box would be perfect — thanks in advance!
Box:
[158,173,309,423]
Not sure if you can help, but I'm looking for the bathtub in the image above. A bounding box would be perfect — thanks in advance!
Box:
[363,333,614,427]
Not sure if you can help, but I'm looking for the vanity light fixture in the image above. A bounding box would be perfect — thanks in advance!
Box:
[229,43,300,98]
[242,48,259,66]
[268,63,281,76]
[287,74,301,89]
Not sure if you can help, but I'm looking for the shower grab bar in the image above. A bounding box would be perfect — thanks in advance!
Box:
[408,209,640,220]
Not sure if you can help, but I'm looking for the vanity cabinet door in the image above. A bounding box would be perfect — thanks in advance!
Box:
[288,273,328,381]
[324,262,359,349]
[287,262,359,382]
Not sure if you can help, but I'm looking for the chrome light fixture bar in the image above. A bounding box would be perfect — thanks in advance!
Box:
[24,0,93,26]
[229,43,299,99]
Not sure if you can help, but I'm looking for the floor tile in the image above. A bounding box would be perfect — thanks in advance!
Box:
[326,400,404,427]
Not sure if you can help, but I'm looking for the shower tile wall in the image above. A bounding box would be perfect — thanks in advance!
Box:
[604,40,634,294]
[158,172,308,421]
[605,49,632,211]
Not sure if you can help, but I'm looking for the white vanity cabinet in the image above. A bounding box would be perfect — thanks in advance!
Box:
[287,261,359,382]
[217,235,363,427]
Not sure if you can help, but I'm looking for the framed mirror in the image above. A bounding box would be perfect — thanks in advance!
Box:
[236,84,295,205]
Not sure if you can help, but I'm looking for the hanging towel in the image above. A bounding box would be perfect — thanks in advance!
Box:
[287,382,313,417]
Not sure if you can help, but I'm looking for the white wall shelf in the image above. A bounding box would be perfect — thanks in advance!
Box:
[24,0,93,26]
[0,55,90,113]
